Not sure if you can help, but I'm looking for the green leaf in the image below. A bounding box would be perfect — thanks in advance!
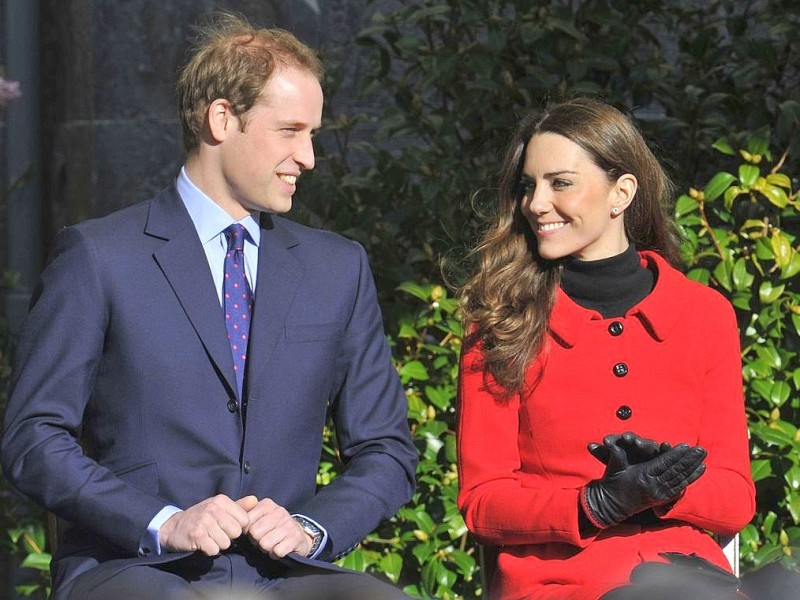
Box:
[758,281,785,304]
[703,172,737,201]
[686,268,710,285]
[20,552,52,572]
[738,164,760,188]
[397,281,431,301]
[400,360,430,382]
[723,185,743,209]
[674,194,697,217]
[755,345,782,370]
[763,511,778,538]
[752,379,774,402]
[785,464,800,491]
[448,549,477,577]
[711,138,735,155]
[751,459,772,482]
[780,251,800,279]
[789,494,800,525]
[731,258,754,290]
[746,132,770,157]
[397,323,417,339]
[752,543,784,568]
[752,423,794,448]
[379,553,403,583]
[769,381,791,407]
[766,173,792,189]
[425,385,452,410]
[14,585,41,597]
[761,183,788,208]
[423,430,445,460]
[713,260,733,292]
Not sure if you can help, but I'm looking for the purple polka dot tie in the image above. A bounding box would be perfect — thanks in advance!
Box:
[223,224,253,398]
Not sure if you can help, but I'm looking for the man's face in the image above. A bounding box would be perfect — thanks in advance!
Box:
[216,67,323,219]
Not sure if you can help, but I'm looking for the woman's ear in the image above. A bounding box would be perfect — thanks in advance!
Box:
[206,99,236,143]
[611,173,638,215]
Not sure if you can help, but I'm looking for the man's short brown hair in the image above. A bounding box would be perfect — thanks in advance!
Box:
[177,12,323,153]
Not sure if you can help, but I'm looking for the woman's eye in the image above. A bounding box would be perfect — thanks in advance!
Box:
[519,180,534,195]
[553,179,570,189]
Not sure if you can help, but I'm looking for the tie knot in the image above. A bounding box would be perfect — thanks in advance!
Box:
[225,224,248,252]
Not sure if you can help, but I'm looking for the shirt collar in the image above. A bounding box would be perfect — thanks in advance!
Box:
[548,250,681,347]
[176,166,261,246]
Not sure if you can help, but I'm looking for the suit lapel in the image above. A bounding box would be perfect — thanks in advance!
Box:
[245,214,304,393]
[145,187,239,398]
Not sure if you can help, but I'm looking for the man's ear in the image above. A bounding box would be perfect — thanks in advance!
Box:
[611,173,638,214]
[207,99,236,143]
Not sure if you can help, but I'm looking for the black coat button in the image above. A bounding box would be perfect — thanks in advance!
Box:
[243,461,252,474]
[227,399,238,413]
[616,405,633,420]
[608,321,624,336]
[613,362,628,377]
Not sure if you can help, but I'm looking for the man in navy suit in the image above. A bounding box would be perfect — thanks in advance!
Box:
[1,13,416,600]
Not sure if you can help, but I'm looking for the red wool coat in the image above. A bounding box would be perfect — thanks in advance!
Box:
[457,251,755,600]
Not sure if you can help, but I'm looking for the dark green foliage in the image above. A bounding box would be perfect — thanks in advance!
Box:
[675,136,800,571]
[302,0,800,310]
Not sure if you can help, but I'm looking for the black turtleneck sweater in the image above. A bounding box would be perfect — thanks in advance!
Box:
[560,245,654,319]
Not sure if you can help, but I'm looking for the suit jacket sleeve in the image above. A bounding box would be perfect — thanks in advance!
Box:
[286,241,417,560]
[1,226,169,554]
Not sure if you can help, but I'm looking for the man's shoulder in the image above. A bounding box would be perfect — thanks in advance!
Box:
[66,186,176,241]
[270,215,363,256]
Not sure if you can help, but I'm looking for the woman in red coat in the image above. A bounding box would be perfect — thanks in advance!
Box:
[456,98,755,600]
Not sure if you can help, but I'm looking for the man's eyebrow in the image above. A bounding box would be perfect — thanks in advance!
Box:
[276,120,318,129]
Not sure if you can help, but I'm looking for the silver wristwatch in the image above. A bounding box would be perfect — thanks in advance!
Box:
[293,515,323,557]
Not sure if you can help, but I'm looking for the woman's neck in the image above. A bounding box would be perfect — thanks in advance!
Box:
[560,245,654,318]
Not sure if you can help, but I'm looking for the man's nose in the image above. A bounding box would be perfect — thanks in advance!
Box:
[295,136,315,171]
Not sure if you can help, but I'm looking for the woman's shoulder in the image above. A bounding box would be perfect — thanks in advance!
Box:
[640,250,737,332]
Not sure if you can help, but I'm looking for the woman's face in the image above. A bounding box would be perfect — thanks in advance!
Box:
[519,132,634,261]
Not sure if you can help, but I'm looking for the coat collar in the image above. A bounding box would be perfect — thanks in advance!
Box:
[548,250,683,348]
[143,185,305,400]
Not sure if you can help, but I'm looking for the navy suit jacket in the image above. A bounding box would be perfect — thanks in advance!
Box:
[1,185,417,595]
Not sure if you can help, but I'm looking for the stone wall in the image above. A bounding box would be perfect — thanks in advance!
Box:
[39,0,381,239]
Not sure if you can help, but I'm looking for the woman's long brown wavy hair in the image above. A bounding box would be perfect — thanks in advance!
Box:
[459,97,680,399]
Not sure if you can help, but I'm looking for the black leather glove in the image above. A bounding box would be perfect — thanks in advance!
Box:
[588,431,671,465]
[581,441,707,529]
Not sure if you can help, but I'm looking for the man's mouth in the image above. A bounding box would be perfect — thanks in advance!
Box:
[278,174,297,185]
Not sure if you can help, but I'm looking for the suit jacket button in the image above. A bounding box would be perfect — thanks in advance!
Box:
[608,321,624,336]
[613,362,628,377]
[616,405,633,420]
[243,461,252,474]
[227,399,238,413]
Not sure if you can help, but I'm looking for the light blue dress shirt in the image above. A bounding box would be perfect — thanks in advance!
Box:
[139,168,327,558]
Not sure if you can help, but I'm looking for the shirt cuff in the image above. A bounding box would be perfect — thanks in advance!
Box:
[291,513,329,559]
[139,505,183,557]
